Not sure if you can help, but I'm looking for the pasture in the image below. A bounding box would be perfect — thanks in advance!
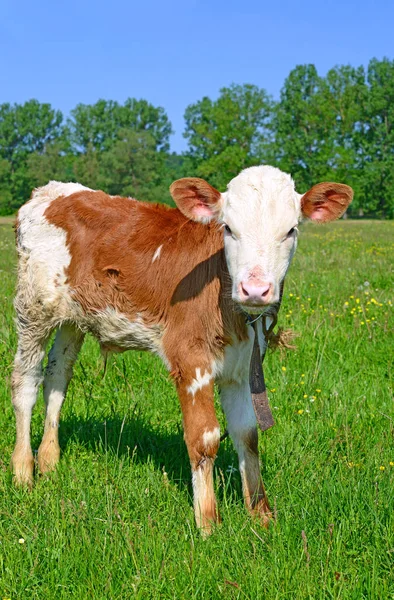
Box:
[0,218,393,599]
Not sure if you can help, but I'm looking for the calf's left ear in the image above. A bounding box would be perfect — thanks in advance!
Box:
[301,182,353,223]
[170,177,223,223]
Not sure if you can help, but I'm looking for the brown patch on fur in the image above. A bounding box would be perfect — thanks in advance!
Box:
[177,379,219,464]
[301,182,353,222]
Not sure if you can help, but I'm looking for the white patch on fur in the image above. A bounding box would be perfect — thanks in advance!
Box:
[92,309,163,353]
[202,427,220,449]
[192,468,205,516]
[187,368,213,397]
[16,181,91,307]
[220,379,257,438]
[218,321,266,385]
[217,320,268,454]
[192,467,213,529]
[218,166,300,309]
[152,245,163,263]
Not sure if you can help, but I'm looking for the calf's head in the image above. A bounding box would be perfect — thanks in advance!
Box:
[170,166,353,314]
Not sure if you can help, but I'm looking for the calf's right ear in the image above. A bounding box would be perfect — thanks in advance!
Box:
[300,182,353,223]
[170,177,223,223]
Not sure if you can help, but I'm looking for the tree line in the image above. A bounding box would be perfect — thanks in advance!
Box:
[1,58,393,217]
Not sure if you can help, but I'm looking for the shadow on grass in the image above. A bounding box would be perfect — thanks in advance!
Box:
[53,413,244,501]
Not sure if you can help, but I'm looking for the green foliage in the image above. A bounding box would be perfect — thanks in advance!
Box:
[355,58,394,218]
[0,99,63,165]
[69,99,174,203]
[184,84,273,190]
[69,98,172,153]
[27,142,75,190]
[271,64,366,197]
[0,158,13,215]
[0,220,393,598]
[0,59,393,217]
[0,100,65,213]
[99,129,170,203]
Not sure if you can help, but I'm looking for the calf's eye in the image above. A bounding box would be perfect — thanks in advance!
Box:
[224,224,232,235]
[287,227,296,237]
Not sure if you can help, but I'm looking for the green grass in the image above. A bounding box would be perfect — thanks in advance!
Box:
[0,220,393,599]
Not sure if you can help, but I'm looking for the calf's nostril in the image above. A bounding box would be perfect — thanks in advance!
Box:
[241,283,250,297]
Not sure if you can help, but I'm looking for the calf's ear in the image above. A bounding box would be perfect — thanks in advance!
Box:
[170,177,223,223]
[301,182,353,223]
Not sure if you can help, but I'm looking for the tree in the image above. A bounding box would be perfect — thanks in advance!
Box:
[0,100,63,165]
[0,158,12,215]
[27,142,75,190]
[68,99,172,154]
[270,65,337,192]
[355,58,394,217]
[68,99,174,203]
[183,84,273,190]
[98,129,170,203]
[0,100,65,210]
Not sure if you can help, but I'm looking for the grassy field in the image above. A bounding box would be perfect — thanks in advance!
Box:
[0,219,393,599]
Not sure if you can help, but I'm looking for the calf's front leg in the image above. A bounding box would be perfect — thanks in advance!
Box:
[176,375,220,534]
[220,380,272,526]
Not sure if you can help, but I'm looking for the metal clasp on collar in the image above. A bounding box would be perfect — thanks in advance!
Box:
[244,312,264,326]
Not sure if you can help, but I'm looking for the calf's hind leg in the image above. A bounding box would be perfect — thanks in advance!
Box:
[38,324,84,473]
[11,327,50,486]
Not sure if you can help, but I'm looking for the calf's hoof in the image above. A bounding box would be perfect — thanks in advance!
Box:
[11,450,34,488]
[248,496,274,528]
[37,439,60,474]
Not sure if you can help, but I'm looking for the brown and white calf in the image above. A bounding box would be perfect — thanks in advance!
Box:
[11,166,352,532]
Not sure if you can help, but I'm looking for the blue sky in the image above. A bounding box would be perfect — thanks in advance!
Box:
[1,0,393,152]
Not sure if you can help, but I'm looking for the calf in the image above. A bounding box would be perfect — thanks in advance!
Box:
[11,166,352,533]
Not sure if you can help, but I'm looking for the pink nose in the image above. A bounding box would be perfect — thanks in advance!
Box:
[239,281,273,305]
